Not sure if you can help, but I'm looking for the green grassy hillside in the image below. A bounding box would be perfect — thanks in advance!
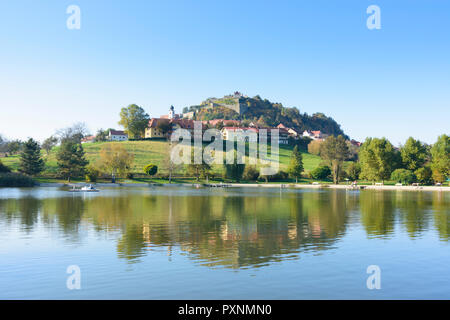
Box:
[1,140,323,177]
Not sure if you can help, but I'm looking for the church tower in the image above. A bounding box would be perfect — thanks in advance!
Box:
[168,105,175,119]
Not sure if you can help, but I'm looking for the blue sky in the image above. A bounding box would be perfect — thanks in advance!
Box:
[0,0,449,145]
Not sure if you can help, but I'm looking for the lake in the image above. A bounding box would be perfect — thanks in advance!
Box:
[0,186,449,299]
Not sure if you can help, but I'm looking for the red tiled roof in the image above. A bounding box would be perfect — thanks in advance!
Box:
[109,130,127,136]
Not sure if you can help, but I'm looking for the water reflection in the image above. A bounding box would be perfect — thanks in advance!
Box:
[0,188,448,268]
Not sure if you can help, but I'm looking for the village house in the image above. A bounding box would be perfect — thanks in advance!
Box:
[145,118,170,138]
[277,123,299,139]
[221,127,258,142]
[81,135,95,144]
[302,130,326,141]
[108,130,128,141]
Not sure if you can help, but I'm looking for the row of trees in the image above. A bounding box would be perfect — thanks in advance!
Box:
[312,134,449,185]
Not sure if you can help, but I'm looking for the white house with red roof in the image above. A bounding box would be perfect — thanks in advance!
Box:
[108,130,128,141]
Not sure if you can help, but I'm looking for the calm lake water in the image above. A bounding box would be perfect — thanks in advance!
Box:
[0,186,449,299]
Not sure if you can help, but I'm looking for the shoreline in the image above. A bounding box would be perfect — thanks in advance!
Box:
[36,182,450,192]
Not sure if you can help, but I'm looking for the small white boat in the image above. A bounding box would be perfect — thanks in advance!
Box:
[68,184,100,192]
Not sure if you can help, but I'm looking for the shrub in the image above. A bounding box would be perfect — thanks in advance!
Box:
[144,164,158,176]
[311,165,331,180]
[391,169,416,185]
[0,160,11,173]
[0,172,36,187]
[243,166,259,181]
[85,165,100,183]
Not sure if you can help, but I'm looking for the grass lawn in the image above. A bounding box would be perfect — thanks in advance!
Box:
[1,141,323,178]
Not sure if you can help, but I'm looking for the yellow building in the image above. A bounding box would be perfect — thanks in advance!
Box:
[145,118,170,138]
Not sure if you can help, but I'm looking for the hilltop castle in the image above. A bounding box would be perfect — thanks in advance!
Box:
[202,91,249,115]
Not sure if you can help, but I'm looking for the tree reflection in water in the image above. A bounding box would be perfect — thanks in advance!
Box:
[0,188,448,268]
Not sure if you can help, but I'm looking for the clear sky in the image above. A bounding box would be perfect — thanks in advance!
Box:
[0,0,449,145]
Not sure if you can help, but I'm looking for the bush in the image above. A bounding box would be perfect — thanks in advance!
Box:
[391,169,416,185]
[259,170,289,182]
[311,165,331,180]
[243,166,259,181]
[144,164,158,176]
[85,166,100,183]
[0,160,11,173]
[0,172,36,187]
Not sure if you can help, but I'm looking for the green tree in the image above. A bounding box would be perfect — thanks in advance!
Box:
[56,140,89,182]
[346,162,361,181]
[319,135,350,184]
[224,150,245,182]
[19,138,44,176]
[400,137,428,171]
[144,164,158,176]
[310,165,331,180]
[7,140,23,155]
[415,166,433,185]
[118,104,150,139]
[287,145,304,183]
[359,137,398,182]
[430,134,449,183]
[42,136,58,155]
[391,169,416,185]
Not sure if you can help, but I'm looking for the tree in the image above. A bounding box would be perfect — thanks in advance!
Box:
[0,160,11,173]
[118,104,150,139]
[319,135,350,184]
[430,134,449,183]
[56,122,89,144]
[42,136,58,155]
[57,140,89,182]
[98,143,134,182]
[400,137,428,171]
[346,162,361,181]
[287,146,303,183]
[243,166,259,181]
[310,165,331,180]
[95,129,110,142]
[224,150,245,182]
[359,137,398,182]
[7,140,23,155]
[19,138,44,176]
[144,164,158,177]
[307,140,322,156]
[415,166,433,185]
[391,169,416,185]
[187,147,211,182]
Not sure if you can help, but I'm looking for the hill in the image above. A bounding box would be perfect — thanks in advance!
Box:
[188,93,347,137]
[1,140,322,178]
